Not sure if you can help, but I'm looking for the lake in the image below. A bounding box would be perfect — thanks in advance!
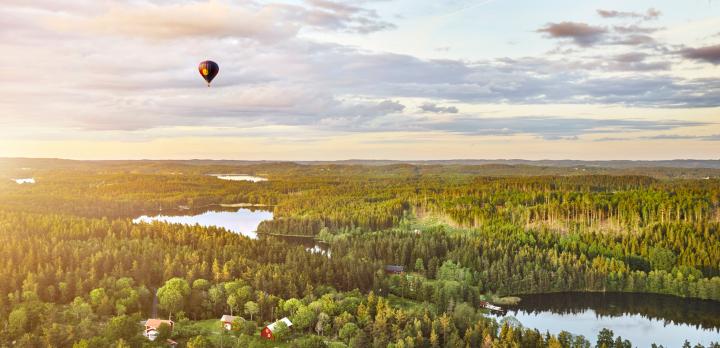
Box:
[131,206,329,255]
[133,207,273,239]
[13,178,35,184]
[494,292,720,347]
[209,174,267,182]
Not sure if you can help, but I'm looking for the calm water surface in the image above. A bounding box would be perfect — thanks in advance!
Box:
[133,207,273,239]
[495,292,720,347]
[209,174,267,182]
[131,206,328,254]
[12,178,35,184]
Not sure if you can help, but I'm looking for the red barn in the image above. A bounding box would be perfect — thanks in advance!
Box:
[260,317,292,340]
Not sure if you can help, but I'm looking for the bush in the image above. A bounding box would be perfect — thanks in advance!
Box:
[187,335,211,348]
[291,335,328,348]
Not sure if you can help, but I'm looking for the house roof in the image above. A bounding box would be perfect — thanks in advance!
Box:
[266,317,293,332]
[221,315,241,323]
[145,319,174,330]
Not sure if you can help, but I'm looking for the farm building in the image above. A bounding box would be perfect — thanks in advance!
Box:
[260,317,292,340]
[143,319,174,341]
[220,314,242,330]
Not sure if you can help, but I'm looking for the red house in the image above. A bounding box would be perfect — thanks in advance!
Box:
[260,317,292,340]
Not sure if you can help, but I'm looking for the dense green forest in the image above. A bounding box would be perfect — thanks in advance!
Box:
[0,159,718,347]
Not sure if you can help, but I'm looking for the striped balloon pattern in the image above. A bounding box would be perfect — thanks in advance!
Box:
[198,60,219,86]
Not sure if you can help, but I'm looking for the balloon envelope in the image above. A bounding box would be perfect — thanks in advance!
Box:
[198,60,219,85]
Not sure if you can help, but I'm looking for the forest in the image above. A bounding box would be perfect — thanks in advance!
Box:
[0,159,718,347]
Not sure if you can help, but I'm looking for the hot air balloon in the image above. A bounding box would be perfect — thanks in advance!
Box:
[198,60,219,87]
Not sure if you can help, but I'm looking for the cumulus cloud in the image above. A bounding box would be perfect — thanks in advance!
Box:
[611,34,656,46]
[345,116,706,140]
[419,103,459,113]
[537,22,607,46]
[538,21,661,47]
[0,1,718,145]
[347,99,406,116]
[599,52,670,71]
[597,8,661,20]
[425,117,702,137]
[289,0,395,34]
[682,44,720,65]
[596,134,720,142]
[47,0,393,41]
[643,134,720,141]
[47,2,295,41]
[613,25,660,34]
[2,29,718,135]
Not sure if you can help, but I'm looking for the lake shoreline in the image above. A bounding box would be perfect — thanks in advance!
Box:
[493,291,720,346]
[507,289,720,304]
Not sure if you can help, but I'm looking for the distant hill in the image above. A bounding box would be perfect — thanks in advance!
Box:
[2,158,719,179]
[294,159,720,169]
[2,157,720,168]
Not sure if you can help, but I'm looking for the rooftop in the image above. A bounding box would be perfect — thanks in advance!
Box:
[145,319,174,330]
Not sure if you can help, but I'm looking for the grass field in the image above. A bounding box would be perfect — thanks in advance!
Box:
[172,318,345,347]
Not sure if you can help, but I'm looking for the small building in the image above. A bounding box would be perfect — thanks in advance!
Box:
[220,314,242,331]
[260,317,293,340]
[385,265,405,275]
[143,319,174,341]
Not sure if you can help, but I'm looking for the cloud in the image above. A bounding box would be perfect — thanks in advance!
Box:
[610,34,656,46]
[597,8,661,20]
[681,44,720,65]
[47,0,393,41]
[603,53,669,71]
[542,135,579,141]
[1,1,719,142]
[539,11,663,48]
[537,22,607,46]
[349,99,406,116]
[417,117,705,138]
[613,25,661,34]
[1,30,718,135]
[614,53,647,63]
[419,103,459,113]
[538,22,657,47]
[325,114,709,141]
[644,134,720,141]
[48,2,295,41]
[293,0,395,34]
[596,134,720,142]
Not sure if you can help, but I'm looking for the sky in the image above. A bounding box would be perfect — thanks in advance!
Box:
[0,0,719,160]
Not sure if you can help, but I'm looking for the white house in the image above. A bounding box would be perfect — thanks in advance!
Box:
[143,319,174,341]
[220,314,242,330]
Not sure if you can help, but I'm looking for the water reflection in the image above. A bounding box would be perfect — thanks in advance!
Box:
[495,292,720,347]
[133,207,273,239]
[259,234,331,257]
[132,206,329,255]
[209,174,267,182]
[13,178,35,184]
